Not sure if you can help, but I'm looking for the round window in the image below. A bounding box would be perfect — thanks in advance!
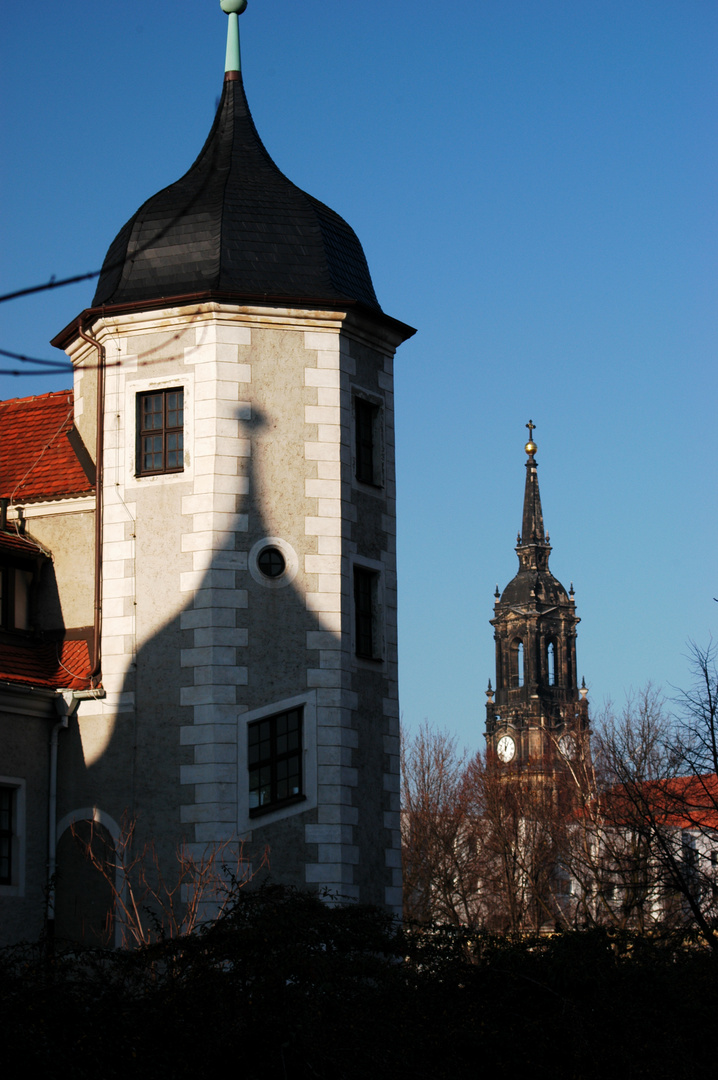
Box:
[248,537,298,589]
[257,546,286,579]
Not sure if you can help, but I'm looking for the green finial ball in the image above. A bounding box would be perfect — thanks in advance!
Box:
[220,0,247,14]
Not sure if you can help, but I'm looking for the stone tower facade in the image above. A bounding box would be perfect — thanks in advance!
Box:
[485,424,589,778]
[47,5,414,928]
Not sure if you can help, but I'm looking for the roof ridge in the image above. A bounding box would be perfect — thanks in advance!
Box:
[0,389,73,409]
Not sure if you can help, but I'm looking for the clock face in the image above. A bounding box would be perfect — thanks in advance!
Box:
[496,735,516,763]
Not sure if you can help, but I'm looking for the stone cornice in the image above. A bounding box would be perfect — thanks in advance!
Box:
[57,300,414,362]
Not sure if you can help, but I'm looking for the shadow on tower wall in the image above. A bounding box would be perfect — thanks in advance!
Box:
[55,395,392,942]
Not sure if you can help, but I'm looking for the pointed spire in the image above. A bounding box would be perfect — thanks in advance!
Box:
[513,420,551,573]
[520,419,547,546]
[221,0,247,77]
[92,3,386,314]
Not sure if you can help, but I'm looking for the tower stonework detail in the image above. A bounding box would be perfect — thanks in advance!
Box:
[485,424,589,777]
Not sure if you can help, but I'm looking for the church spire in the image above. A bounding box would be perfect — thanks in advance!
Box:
[486,423,588,778]
[517,420,550,572]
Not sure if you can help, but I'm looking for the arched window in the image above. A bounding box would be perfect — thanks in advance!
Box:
[55,819,116,946]
[512,639,524,688]
[547,641,556,686]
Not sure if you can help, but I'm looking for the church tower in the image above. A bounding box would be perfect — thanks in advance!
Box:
[48,1,414,926]
[485,423,589,778]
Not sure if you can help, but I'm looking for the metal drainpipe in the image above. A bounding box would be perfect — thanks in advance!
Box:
[77,322,105,687]
[46,699,71,941]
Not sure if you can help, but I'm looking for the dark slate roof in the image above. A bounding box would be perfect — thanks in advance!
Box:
[93,74,381,311]
[500,568,570,608]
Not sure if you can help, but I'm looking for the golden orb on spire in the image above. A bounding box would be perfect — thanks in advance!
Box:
[524,419,537,456]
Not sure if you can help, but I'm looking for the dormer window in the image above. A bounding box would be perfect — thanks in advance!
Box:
[0,566,33,632]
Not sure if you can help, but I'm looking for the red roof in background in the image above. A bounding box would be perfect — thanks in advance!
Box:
[659,774,718,831]
[0,637,93,691]
[0,390,93,502]
[599,774,718,832]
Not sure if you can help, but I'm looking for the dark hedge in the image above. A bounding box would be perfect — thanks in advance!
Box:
[1,885,715,1079]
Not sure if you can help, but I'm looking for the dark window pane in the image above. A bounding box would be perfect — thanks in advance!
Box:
[354,566,379,659]
[248,708,303,816]
[0,788,12,885]
[355,398,379,485]
[258,547,285,578]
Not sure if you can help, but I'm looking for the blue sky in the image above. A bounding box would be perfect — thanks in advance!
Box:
[1,1,716,752]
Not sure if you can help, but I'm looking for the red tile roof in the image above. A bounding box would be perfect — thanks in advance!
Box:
[0,390,94,502]
[0,527,47,560]
[599,775,718,832]
[658,774,718,831]
[0,637,93,691]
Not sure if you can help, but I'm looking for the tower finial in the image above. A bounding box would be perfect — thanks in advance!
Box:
[525,419,537,458]
[221,0,247,77]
